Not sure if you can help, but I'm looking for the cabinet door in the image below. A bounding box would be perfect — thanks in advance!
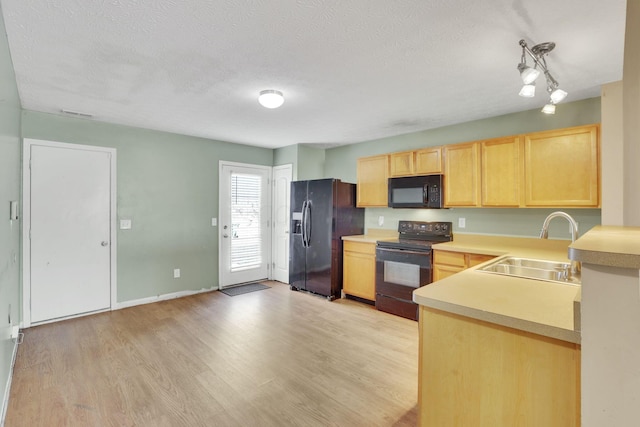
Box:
[433,264,464,281]
[433,250,466,281]
[444,142,481,207]
[343,242,376,301]
[357,155,389,207]
[419,307,580,426]
[524,125,600,207]
[389,151,415,177]
[415,147,442,175]
[481,136,523,207]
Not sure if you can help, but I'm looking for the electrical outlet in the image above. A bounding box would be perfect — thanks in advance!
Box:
[211,218,217,227]
[378,216,384,226]
[458,218,466,228]
[173,268,181,279]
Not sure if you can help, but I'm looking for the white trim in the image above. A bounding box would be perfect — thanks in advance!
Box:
[29,308,111,327]
[218,161,273,288]
[271,164,292,283]
[22,138,117,328]
[114,287,216,310]
[1,335,19,427]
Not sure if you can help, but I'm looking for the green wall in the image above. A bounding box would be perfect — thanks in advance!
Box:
[22,111,273,302]
[0,7,22,421]
[324,97,602,239]
[273,143,326,181]
[273,144,298,178]
[296,145,325,180]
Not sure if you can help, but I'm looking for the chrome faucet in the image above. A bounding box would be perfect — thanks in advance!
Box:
[539,211,580,275]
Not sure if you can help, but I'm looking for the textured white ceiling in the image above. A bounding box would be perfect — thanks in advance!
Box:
[0,0,627,149]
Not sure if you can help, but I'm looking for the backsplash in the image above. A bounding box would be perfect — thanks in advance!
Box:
[364,207,601,240]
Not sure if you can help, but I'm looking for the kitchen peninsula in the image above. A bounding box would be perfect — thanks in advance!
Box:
[568,226,640,427]
[413,234,581,427]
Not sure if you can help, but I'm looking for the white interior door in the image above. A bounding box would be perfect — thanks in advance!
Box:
[23,139,115,325]
[272,164,292,283]
[219,162,271,288]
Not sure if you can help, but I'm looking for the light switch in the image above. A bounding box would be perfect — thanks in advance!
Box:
[211,218,217,227]
[458,218,466,228]
[378,216,384,226]
[120,219,132,230]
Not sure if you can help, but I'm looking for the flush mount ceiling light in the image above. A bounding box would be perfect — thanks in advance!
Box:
[516,39,568,114]
[258,89,284,109]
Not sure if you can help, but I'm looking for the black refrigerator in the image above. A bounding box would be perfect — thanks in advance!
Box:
[289,179,364,300]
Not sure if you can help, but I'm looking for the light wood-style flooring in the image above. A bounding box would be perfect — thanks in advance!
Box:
[6,282,419,426]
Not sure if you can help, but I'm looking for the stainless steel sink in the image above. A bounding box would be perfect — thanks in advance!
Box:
[476,256,581,285]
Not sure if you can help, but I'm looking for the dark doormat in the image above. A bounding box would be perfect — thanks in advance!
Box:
[220,282,270,296]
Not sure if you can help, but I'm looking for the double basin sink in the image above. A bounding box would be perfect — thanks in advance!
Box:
[477,256,581,285]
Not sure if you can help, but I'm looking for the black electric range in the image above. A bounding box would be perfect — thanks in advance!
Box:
[375,221,453,320]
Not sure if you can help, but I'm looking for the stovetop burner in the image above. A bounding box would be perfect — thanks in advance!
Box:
[377,220,453,251]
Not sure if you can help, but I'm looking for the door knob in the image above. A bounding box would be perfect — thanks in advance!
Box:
[101,241,109,246]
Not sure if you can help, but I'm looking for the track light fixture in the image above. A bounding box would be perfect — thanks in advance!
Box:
[517,39,568,114]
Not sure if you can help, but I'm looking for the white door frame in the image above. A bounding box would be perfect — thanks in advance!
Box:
[218,161,272,288]
[271,164,292,283]
[22,138,117,327]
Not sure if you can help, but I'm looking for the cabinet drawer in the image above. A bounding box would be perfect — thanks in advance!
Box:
[433,250,466,268]
[467,254,496,267]
[344,240,376,255]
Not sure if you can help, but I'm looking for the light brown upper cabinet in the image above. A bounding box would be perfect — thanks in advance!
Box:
[524,124,600,207]
[389,151,415,177]
[357,154,389,207]
[481,136,523,207]
[444,142,481,207]
[415,147,443,175]
[389,147,442,177]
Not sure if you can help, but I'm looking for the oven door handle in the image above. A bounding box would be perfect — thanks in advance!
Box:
[377,247,431,257]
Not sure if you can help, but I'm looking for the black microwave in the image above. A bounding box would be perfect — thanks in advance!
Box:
[388,175,444,208]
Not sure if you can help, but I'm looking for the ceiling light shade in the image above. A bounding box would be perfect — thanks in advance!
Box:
[519,84,536,98]
[549,88,568,104]
[258,90,284,109]
[518,63,541,85]
[541,103,556,114]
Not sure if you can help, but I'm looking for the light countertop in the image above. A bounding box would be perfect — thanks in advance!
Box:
[414,234,580,344]
[569,225,640,269]
[432,233,573,260]
[341,228,397,243]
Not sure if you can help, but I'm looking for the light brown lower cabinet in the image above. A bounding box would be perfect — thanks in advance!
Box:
[342,240,376,301]
[433,250,495,281]
[418,306,581,426]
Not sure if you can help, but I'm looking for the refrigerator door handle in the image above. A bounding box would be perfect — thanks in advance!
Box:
[304,200,312,246]
[301,200,308,247]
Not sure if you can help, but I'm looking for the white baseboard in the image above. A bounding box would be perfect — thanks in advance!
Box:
[1,334,20,427]
[114,286,217,310]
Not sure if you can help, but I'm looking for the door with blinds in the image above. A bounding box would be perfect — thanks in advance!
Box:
[219,162,271,288]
